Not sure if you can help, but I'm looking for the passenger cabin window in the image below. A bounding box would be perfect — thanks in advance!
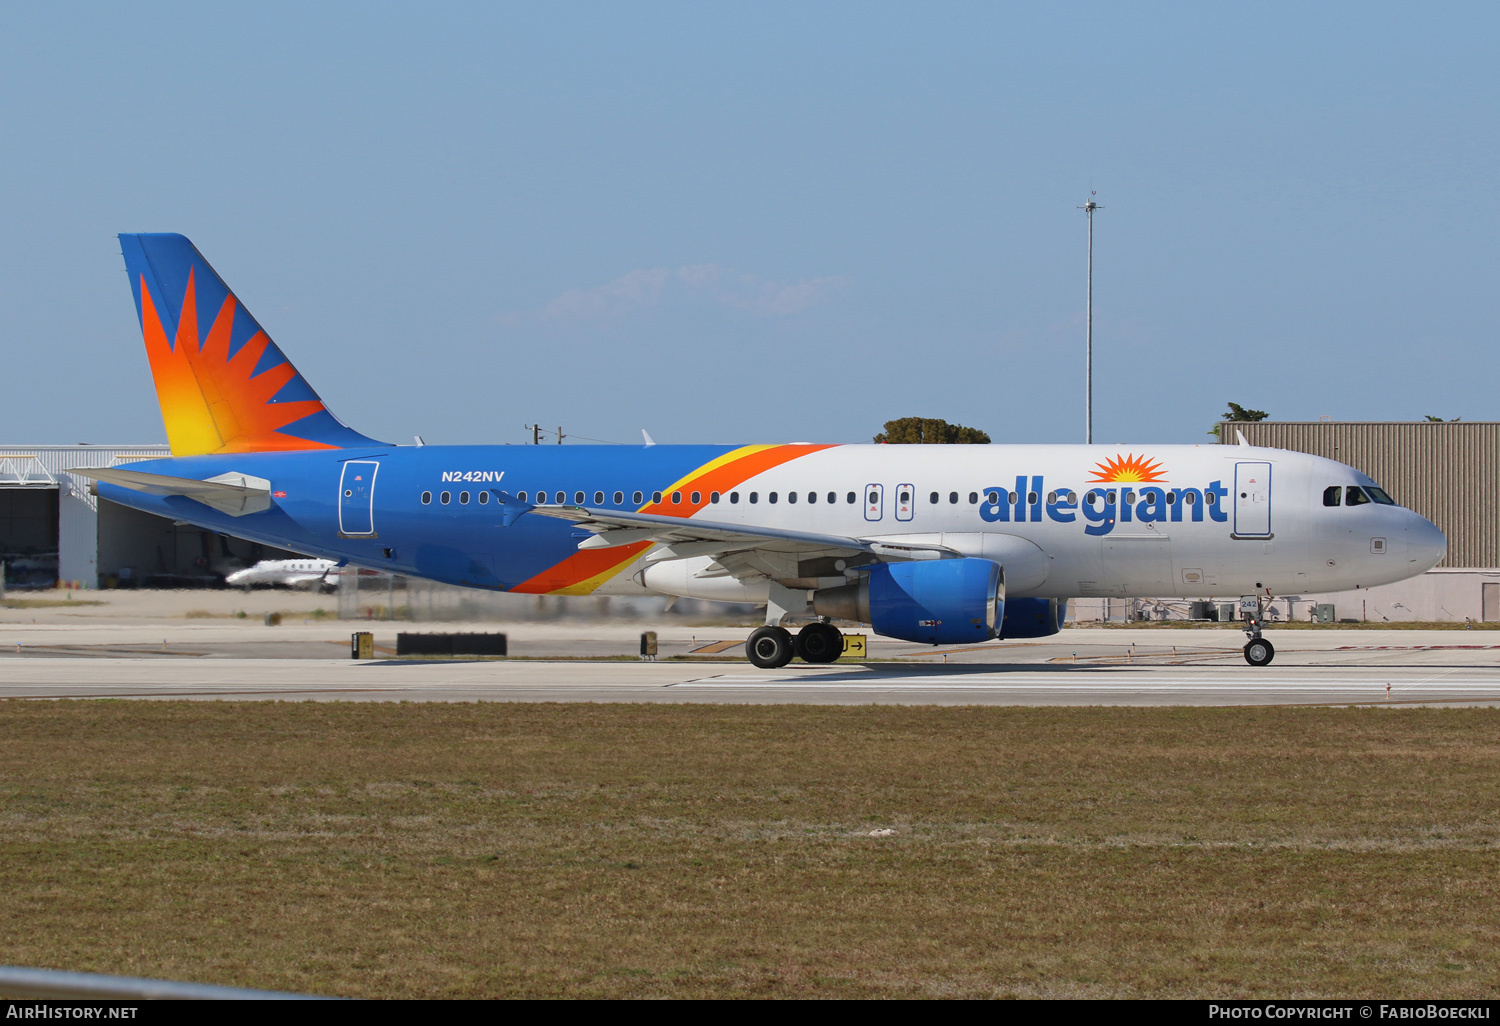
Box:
[1345,486,1372,506]
[807,492,816,503]
[949,492,958,504]
[421,491,432,504]
[614,491,624,504]
[459,492,470,504]
[930,492,940,504]
[633,491,643,504]
[690,491,701,504]
[827,492,836,503]
[440,491,451,504]
[478,491,489,504]
[671,491,682,504]
[555,491,565,504]
[730,491,740,503]
[1323,486,1342,507]
[787,491,797,503]
[749,492,759,503]
[594,491,605,504]
[770,492,779,503]
[517,491,527,502]
[574,491,585,504]
[710,491,720,503]
[987,491,1000,505]
[846,492,856,504]
[652,491,663,504]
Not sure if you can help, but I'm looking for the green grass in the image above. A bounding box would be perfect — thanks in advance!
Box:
[1,598,106,609]
[1,702,1497,998]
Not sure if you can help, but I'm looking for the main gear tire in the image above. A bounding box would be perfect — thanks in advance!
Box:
[747,626,794,669]
[796,622,844,663]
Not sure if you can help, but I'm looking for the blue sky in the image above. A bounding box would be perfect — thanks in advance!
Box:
[2,3,1495,446]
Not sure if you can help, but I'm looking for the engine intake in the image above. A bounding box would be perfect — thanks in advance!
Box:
[813,557,1004,645]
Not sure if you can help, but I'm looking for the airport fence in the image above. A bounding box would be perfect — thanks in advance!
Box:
[333,570,747,624]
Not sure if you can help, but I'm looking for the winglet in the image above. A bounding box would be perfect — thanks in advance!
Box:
[642,429,656,447]
[1236,429,1250,446]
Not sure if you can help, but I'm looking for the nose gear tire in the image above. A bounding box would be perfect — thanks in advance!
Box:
[747,626,795,669]
[1244,638,1275,666]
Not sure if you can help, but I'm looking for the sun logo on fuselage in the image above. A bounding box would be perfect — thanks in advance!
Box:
[1088,453,1167,483]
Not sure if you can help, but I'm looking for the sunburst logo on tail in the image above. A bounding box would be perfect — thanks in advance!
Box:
[139,269,333,455]
[1088,453,1167,483]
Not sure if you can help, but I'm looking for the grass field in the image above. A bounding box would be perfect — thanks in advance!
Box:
[1,701,1497,998]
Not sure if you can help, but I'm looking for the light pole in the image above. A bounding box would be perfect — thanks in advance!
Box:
[1079,193,1102,444]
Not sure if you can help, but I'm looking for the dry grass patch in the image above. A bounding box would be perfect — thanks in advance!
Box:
[1,702,1497,998]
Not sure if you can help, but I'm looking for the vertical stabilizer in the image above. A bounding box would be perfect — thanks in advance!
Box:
[119,233,382,456]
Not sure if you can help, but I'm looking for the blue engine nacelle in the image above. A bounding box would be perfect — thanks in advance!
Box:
[812,557,1004,645]
[998,597,1068,639]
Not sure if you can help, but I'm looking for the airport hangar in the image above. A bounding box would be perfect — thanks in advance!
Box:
[0,425,1493,621]
[0,444,297,590]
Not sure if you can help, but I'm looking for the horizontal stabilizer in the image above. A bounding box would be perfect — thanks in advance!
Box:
[68,466,272,517]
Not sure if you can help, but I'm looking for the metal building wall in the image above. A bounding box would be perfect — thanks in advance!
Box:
[0,445,170,588]
[1218,422,1498,569]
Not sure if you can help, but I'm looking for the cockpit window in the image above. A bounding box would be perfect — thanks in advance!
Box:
[1323,486,1342,507]
[1365,486,1396,505]
[1345,486,1371,506]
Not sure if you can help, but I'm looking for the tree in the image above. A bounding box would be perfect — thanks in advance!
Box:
[1424,415,1462,422]
[1222,402,1269,422]
[1209,402,1269,439]
[874,417,990,444]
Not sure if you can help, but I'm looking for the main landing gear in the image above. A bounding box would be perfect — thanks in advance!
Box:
[746,622,846,669]
[1241,594,1276,666]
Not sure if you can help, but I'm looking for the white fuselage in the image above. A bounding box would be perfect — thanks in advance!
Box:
[598,444,1446,603]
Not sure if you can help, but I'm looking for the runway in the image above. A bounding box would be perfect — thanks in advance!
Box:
[1,656,1498,706]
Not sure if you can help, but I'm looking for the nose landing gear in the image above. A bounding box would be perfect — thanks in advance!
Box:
[1241,594,1276,666]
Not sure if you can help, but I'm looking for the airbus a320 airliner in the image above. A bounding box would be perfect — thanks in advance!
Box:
[78,234,1446,667]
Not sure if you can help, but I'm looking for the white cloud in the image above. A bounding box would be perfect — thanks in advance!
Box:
[535,264,851,324]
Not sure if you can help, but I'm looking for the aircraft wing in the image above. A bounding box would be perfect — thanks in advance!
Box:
[526,505,957,582]
[68,467,272,517]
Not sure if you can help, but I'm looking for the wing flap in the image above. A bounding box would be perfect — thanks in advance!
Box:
[527,505,959,582]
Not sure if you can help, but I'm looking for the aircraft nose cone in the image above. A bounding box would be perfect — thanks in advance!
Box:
[1407,514,1447,572]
